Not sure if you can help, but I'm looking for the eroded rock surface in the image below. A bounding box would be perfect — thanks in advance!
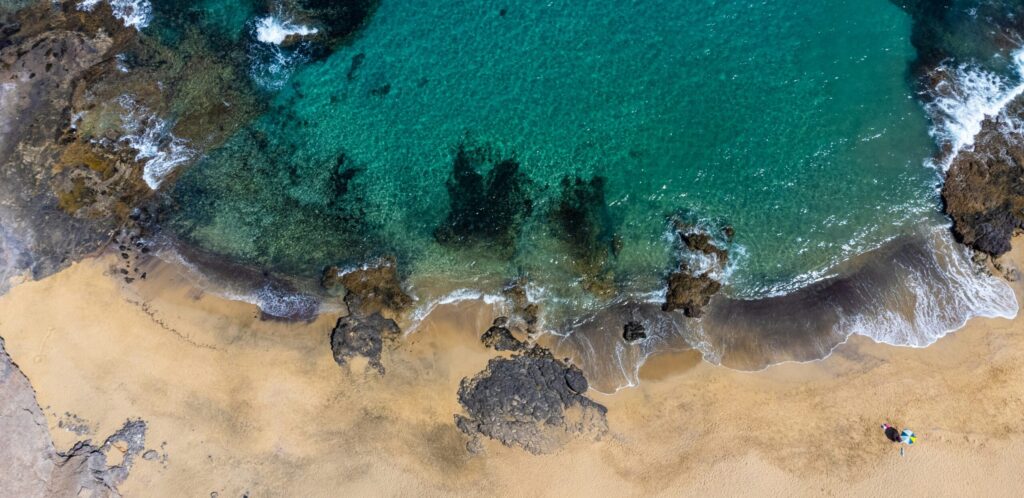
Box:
[454,347,608,455]
[480,318,528,352]
[943,97,1024,257]
[1,337,147,497]
[330,313,401,374]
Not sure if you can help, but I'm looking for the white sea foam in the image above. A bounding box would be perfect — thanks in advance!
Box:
[839,232,1018,348]
[925,48,1024,171]
[152,244,334,318]
[77,0,152,30]
[255,15,318,45]
[405,288,506,333]
[116,95,194,190]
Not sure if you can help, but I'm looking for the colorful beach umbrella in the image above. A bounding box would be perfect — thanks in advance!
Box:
[900,429,917,445]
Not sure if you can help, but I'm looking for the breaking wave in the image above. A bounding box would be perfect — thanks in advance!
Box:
[924,48,1024,171]
[116,96,194,190]
[255,15,318,45]
[77,0,152,30]
[554,228,1017,393]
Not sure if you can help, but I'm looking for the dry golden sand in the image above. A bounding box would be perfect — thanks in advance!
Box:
[1,244,1023,497]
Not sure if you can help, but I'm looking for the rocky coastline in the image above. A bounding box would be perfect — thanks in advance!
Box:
[1,1,1024,482]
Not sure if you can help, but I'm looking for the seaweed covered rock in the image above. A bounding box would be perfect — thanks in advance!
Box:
[480,318,528,352]
[502,277,541,332]
[662,220,731,318]
[322,257,412,316]
[663,266,722,318]
[454,347,608,455]
[435,145,533,256]
[330,312,401,374]
[942,96,1024,257]
[550,175,617,296]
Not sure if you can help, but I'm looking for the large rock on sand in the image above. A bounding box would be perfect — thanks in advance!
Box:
[454,347,607,455]
[330,312,401,374]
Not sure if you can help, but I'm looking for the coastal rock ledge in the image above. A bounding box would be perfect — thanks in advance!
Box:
[943,96,1024,257]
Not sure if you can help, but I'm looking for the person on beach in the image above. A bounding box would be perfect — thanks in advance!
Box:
[881,423,901,443]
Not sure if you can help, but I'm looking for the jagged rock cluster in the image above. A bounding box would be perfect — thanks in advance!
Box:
[943,97,1024,257]
[330,312,401,374]
[480,317,529,352]
[324,258,411,373]
[322,257,412,316]
[455,322,608,455]
[662,219,732,318]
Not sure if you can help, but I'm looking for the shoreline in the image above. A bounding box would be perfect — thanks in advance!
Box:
[0,240,1021,495]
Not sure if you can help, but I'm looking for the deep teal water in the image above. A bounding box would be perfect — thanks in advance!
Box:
[167,0,945,316]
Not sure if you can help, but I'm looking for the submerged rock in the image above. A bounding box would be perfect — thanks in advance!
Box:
[502,277,541,332]
[322,257,412,316]
[943,96,1024,257]
[454,347,608,455]
[550,175,617,296]
[622,320,646,342]
[294,0,378,49]
[435,145,533,256]
[330,312,401,374]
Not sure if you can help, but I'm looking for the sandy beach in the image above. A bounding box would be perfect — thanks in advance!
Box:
[0,241,1020,496]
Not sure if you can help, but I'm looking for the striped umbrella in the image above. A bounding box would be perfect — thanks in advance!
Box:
[900,429,917,445]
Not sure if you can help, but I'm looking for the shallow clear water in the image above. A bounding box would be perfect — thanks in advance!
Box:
[168,0,946,317]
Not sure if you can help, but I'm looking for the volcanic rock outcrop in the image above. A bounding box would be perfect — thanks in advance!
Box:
[330,312,401,374]
[942,96,1024,257]
[455,344,608,455]
[480,318,529,352]
[662,220,731,318]
[1,337,148,496]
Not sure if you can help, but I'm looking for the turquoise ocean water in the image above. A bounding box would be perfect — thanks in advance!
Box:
[167,0,945,317]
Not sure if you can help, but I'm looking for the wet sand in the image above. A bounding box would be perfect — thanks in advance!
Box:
[0,243,1022,496]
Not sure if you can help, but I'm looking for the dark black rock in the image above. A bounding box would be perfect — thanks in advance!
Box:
[454,348,607,454]
[564,366,588,394]
[480,320,526,352]
[330,312,401,374]
[622,321,646,342]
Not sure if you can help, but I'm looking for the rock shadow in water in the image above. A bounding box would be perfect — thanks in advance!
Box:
[549,175,618,296]
[435,144,533,258]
